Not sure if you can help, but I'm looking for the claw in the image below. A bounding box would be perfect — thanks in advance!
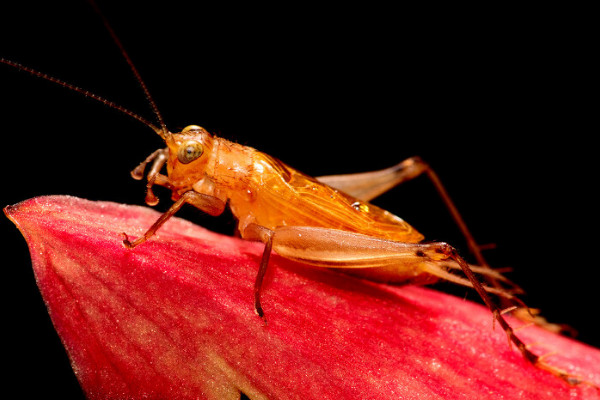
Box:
[121,232,135,249]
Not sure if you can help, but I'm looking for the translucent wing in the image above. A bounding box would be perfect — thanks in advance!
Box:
[236,153,424,243]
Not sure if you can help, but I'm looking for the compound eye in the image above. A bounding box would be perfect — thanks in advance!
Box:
[177,140,204,164]
[181,125,204,133]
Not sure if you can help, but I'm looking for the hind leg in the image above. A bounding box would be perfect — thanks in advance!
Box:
[244,224,585,387]
[317,156,492,271]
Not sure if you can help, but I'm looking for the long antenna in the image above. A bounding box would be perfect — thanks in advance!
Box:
[87,0,170,140]
[0,57,163,135]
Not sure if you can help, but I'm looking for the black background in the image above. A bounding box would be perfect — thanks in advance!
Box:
[1,1,597,398]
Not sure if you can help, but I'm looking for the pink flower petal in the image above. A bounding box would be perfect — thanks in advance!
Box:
[5,195,600,399]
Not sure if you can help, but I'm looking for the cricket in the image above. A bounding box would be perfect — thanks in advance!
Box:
[1,2,590,391]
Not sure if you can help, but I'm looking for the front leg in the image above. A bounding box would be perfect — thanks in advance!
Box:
[123,190,225,249]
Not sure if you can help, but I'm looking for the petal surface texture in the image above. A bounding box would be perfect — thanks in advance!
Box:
[6,196,600,399]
